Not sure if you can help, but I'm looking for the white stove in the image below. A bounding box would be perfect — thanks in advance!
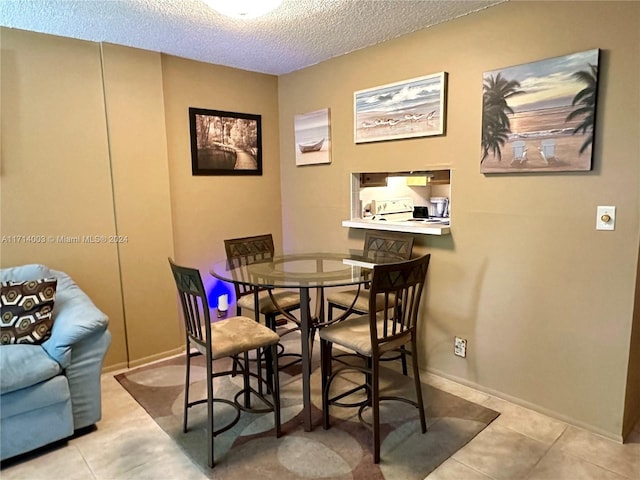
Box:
[370,197,414,221]
[369,196,449,225]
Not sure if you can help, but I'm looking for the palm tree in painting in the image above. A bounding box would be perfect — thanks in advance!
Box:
[565,64,598,154]
[481,73,524,163]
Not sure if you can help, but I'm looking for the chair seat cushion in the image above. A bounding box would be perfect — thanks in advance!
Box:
[327,289,397,313]
[0,344,63,394]
[194,316,280,360]
[237,289,300,315]
[319,314,403,357]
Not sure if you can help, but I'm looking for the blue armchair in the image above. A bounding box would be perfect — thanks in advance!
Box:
[0,264,111,461]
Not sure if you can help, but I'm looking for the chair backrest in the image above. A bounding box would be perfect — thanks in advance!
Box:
[363,231,414,262]
[541,139,556,157]
[368,254,431,352]
[224,234,275,299]
[168,258,211,354]
[512,140,526,159]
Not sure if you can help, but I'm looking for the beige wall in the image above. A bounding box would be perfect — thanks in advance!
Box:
[161,55,283,290]
[2,0,638,441]
[0,29,128,368]
[625,242,640,437]
[1,29,283,369]
[278,1,640,440]
[100,44,181,366]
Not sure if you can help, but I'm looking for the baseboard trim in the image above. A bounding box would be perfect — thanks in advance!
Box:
[102,361,128,374]
[127,347,184,369]
[426,366,624,444]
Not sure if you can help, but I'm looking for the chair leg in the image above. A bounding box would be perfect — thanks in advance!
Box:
[263,343,274,394]
[206,354,215,468]
[400,347,408,376]
[411,338,427,434]
[242,351,252,408]
[264,314,275,394]
[183,348,191,433]
[271,343,281,437]
[231,306,243,377]
[320,339,332,430]
[372,357,381,464]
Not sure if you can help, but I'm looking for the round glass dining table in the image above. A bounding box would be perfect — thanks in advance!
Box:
[210,251,393,431]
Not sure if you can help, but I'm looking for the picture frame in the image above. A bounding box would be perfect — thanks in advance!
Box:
[189,107,262,176]
[354,72,447,144]
[480,49,600,173]
[294,108,331,166]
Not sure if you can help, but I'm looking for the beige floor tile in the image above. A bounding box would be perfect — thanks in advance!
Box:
[77,421,205,479]
[527,449,630,480]
[102,451,207,480]
[5,369,636,480]
[452,423,549,480]
[63,374,206,479]
[483,397,567,444]
[425,458,494,480]
[1,444,95,480]
[555,426,640,479]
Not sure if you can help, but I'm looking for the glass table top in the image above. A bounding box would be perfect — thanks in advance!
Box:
[210,251,402,289]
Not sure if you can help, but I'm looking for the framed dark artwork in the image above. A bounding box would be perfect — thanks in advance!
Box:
[354,72,447,144]
[189,107,262,176]
[480,49,600,173]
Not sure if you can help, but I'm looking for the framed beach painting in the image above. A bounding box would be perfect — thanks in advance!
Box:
[294,108,331,166]
[354,72,447,144]
[480,49,600,173]
[189,107,262,176]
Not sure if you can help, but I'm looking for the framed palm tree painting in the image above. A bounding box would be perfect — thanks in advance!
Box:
[480,49,600,173]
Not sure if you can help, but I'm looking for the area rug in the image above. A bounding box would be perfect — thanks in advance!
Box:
[115,341,498,480]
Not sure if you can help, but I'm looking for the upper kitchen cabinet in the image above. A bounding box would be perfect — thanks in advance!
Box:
[343,170,451,235]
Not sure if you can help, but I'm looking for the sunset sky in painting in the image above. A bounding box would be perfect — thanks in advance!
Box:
[484,49,599,111]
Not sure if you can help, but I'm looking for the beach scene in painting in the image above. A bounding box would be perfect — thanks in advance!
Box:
[481,49,599,173]
[354,73,446,143]
[294,108,331,166]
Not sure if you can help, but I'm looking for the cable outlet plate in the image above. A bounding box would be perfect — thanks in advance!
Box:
[454,337,467,358]
[596,206,616,230]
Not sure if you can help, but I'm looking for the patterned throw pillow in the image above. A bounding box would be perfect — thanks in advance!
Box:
[0,278,57,345]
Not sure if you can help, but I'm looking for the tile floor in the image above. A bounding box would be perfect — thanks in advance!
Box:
[1,366,638,480]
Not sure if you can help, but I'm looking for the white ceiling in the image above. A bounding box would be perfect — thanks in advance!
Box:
[0,0,504,75]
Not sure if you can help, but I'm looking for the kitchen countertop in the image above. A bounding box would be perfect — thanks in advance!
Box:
[342,218,451,235]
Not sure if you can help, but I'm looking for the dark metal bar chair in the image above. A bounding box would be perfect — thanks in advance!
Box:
[324,231,414,373]
[224,234,302,369]
[319,254,431,463]
[168,258,281,468]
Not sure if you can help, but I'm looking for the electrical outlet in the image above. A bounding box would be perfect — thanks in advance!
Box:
[454,337,467,358]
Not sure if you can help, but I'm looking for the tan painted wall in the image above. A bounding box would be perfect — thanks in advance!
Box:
[278,1,640,439]
[2,0,638,439]
[100,44,181,366]
[1,30,283,369]
[624,241,640,437]
[0,29,127,368]
[161,55,283,294]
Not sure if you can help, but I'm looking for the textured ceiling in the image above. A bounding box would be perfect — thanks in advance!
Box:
[0,0,504,75]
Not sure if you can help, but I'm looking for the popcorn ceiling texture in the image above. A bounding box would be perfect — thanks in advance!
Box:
[0,0,503,75]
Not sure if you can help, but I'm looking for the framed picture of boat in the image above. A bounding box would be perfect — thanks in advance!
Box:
[480,49,600,173]
[189,107,262,176]
[294,108,331,166]
[354,72,447,144]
